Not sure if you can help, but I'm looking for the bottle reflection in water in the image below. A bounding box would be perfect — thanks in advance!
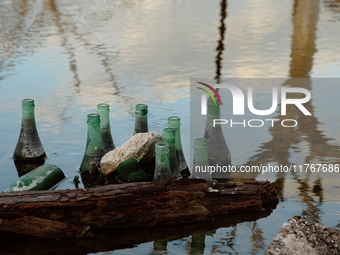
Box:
[97,103,115,154]
[133,104,149,135]
[81,169,105,188]
[80,113,105,175]
[204,95,231,179]
[13,99,46,160]
[192,138,212,180]
[153,142,171,181]
[153,239,168,251]
[191,233,206,255]
[14,159,45,177]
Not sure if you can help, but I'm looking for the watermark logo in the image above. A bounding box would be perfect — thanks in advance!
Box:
[196,82,223,114]
[197,82,312,128]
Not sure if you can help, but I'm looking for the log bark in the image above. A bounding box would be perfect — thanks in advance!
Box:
[0,178,278,238]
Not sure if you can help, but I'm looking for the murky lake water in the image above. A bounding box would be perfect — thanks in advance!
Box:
[0,0,340,254]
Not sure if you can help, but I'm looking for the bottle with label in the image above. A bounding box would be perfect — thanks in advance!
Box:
[203,95,231,179]
[79,113,105,174]
[133,104,149,135]
[97,103,115,153]
[153,142,171,181]
[13,99,46,160]
[167,116,189,177]
[192,138,212,180]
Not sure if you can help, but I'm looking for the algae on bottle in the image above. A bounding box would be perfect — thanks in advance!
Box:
[13,99,46,160]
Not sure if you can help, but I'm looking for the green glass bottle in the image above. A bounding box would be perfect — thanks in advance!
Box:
[153,142,171,181]
[13,99,46,160]
[97,103,115,153]
[204,95,231,179]
[192,138,212,180]
[133,104,149,135]
[162,128,180,176]
[79,113,105,174]
[116,158,150,183]
[167,116,189,176]
[7,164,65,192]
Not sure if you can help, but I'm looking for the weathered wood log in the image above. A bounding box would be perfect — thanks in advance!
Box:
[0,178,278,238]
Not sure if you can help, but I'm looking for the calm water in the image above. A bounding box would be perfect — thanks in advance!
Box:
[0,0,340,254]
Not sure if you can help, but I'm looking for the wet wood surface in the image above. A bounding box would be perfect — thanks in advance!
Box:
[0,178,278,238]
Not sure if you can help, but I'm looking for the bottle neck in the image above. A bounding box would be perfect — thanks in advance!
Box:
[87,122,101,141]
[97,109,110,128]
[134,114,148,134]
[193,139,208,166]
[194,147,208,166]
[85,115,103,150]
[156,151,170,169]
[155,143,170,170]
[207,102,220,122]
[172,127,183,151]
[162,128,175,155]
[22,107,35,120]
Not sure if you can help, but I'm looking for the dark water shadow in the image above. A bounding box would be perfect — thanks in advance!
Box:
[14,159,45,177]
[0,205,276,255]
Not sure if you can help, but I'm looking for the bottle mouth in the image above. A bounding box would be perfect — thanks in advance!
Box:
[22,99,35,108]
[97,103,110,109]
[162,128,175,139]
[194,138,207,148]
[167,116,180,128]
[155,142,169,153]
[135,104,148,115]
[156,142,169,147]
[87,113,101,124]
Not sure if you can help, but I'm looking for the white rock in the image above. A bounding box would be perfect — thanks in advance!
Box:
[265,216,340,255]
[100,132,162,176]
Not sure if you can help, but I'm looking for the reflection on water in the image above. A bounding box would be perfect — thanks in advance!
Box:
[0,208,276,255]
[215,0,227,84]
[0,0,340,254]
[14,159,45,177]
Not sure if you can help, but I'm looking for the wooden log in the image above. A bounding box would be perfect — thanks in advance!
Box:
[0,178,278,238]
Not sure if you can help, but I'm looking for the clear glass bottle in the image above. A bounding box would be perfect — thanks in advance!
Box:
[203,95,231,179]
[162,128,180,176]
[8,164,65,192]
[133,104,149,135]
[153,142,171,181]
[167,116,189,177]
[97,103,115,153]
[79,113,105,174]
[13,99,46,160]
[192,138,212,180]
